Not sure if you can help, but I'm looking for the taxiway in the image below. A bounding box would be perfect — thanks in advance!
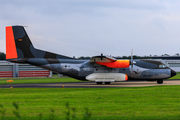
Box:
[0,80,180,88]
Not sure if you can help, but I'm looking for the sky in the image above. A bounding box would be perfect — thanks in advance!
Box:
[1,0,180,57]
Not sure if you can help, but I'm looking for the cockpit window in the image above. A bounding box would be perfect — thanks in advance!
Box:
[159,64,166,68]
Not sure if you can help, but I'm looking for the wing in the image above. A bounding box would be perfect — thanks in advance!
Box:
[89,55,130,68]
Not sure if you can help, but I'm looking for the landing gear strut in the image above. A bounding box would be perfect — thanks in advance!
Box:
[157,79,163,84]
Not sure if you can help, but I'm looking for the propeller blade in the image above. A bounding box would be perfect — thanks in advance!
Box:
[131,49,133,77]
[101,53,103,60]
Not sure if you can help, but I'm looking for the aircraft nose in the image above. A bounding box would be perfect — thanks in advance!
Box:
[171,69,177,77]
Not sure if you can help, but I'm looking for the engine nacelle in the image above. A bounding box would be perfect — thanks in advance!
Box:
[86,73,128,82]
[96,60,130,68]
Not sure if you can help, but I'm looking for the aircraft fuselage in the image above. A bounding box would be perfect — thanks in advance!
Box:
[21,58,175,81]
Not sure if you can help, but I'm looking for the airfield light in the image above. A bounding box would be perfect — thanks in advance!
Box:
[7,80,13,82]
[10,86,13,91]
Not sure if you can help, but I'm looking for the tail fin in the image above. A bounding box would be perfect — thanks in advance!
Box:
[6,26,35,59]
[6,26,72,60]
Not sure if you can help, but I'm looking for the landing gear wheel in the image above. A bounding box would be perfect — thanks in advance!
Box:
[96,82,103,85]
[157,79,163,84]
[105,82,111,84]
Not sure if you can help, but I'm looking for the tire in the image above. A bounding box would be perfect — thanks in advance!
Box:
[96,82,103,85]
[157,79,163,84]
[105,82,111,84]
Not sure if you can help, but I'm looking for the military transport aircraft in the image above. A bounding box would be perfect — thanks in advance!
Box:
[6,26,177,84]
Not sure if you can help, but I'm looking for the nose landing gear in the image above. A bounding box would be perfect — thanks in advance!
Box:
[157,79,163,84]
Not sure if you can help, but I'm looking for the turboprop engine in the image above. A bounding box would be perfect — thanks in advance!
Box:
[86,73,128,82]
[96,60,130,68]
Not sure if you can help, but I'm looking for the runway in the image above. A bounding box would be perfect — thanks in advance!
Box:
[1,80,180,88]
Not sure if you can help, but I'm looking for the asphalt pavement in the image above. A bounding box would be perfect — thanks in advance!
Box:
[1,80,180,88]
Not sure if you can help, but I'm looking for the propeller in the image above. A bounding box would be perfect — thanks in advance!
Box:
[130,49,136,77]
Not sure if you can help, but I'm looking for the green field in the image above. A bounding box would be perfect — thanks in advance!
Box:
[1,86,180,120]
[0,77,85,84]
[0,73,180,119]
[169,72,180,79]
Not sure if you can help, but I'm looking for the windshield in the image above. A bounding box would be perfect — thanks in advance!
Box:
[159,64,167,68]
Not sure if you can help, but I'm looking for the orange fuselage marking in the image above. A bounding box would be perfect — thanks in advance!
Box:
[96,60,130,68]
[6,26,17,59]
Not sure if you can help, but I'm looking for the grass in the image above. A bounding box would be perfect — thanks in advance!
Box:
[0,77,86,84]
[0,86,180,119]
[169,72,180,79]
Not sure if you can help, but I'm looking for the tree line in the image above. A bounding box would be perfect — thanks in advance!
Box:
[0,52,5,60]
[0,52,180,60]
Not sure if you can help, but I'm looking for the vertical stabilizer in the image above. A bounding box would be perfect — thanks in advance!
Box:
[6,26,35,59]
[6,26,73,60]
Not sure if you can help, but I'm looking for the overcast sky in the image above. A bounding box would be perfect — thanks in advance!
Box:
[1,0,180,57]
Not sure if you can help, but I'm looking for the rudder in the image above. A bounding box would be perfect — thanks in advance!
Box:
[6,26,18,59]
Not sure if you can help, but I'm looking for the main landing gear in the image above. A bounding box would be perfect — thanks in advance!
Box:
[105,82,111,84]
[157,79,163,84]
[96,82,111,85]
[96,82,103,84]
